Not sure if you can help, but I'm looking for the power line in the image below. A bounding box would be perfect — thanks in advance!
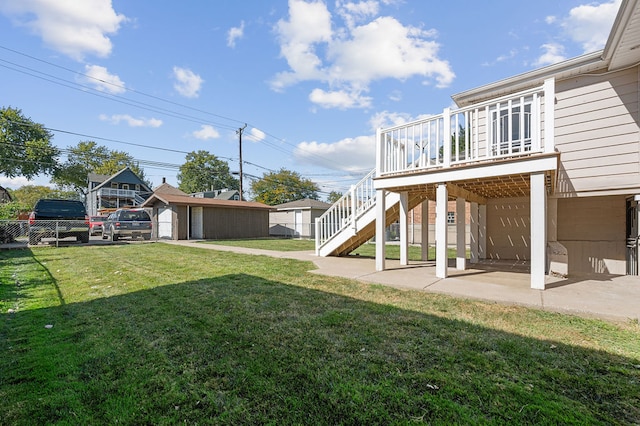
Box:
[0,44,344,167]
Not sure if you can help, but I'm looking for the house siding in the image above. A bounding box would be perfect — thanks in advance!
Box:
[485,197,530,261]
[557,195,626,275]
[555,66,640,196]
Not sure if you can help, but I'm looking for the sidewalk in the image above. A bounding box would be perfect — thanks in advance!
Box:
[163,240,640,323]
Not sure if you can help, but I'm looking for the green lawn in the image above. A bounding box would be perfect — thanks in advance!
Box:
[1,243,639,424]
[205,238,452,260]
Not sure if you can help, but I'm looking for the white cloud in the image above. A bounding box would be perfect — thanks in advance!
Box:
[271,0,454,109]
[99,114,162,128]
[336,0,379,29]
[561,0,622,53]
[248,127,266,142]
[192,125,220,140]
[82,64,126,94]
[227,21,245,48]
[533,43,566,67]
[369,110,413,130]
[0,175,36,189]
[173,66,204,98]
[0,0,126,61]
[295,135,376,172]
[309,88,372,109]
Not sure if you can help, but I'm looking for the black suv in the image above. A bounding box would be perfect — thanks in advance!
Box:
[28,199,90,245]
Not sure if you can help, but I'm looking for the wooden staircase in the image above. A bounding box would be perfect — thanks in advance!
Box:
[316,169,427,257]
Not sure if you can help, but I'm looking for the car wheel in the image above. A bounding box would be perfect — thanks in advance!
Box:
[110,227,118,242]
[29,234,38,245]
[143,234,151,241]
[80,232,89,243]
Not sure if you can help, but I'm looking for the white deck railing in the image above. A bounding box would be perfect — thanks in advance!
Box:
[315,169,377,250]
[377,83,552,176]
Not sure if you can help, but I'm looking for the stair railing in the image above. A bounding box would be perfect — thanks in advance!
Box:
[316,168,377,251]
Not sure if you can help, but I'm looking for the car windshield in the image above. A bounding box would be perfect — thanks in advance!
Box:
[121,211,149,221]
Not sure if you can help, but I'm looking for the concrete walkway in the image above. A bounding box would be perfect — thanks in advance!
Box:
[165,240,640,323]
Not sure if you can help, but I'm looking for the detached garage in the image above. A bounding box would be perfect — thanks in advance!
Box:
[142,193,272,240]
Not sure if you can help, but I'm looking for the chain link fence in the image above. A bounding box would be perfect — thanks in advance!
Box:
[0,220,90,247]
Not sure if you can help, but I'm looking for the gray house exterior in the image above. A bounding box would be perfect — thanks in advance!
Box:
[87,167,152,216]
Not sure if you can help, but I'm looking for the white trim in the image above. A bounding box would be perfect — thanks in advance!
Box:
[456,197,466,270]
[375,154,558,190]
[436,184,448,278]
[531,172,547,290]
[375,189,386,271]
[399,192,409,266]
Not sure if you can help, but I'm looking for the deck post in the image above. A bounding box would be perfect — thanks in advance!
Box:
[399,191,409,266]
[544,78,555,153]
[456,197,466,270]
[436,183,448,278]
[375,188,386,271]
[470,202,479,263]
[421,200,429,261]
[531,172,547,289]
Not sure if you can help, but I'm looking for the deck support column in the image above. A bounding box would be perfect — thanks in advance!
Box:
[421,200,429,261]
[375,188,386,271]
[531,172,547,290]
[399,191,409,266]
[456,197,466,270]
[436,183,448,278]
[470,202,479,264]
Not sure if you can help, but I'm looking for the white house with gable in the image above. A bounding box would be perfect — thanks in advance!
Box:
[316,0,640,290]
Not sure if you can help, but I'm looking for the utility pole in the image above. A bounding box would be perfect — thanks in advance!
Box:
[236,124,247,201]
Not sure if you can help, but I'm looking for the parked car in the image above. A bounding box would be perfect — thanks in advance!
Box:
[28,199,90,245]
[102,208,152,241]
[89,215,107,236]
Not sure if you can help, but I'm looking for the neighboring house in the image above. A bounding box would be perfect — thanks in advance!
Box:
[316,0,640,290]
[191,189,241,201]
[87,167,152,216]
[0,186,12,203]
[270,198,331,238]
[142,186,272,240]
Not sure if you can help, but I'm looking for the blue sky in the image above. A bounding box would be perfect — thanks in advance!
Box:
[0,0,622,199]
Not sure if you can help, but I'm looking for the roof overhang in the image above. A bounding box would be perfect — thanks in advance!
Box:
[453,0,640,108]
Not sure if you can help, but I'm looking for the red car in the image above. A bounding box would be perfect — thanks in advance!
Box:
[89,215,107,236]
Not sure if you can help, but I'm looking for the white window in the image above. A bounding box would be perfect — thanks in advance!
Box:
[122,184,129,190]
[491,98,532,155]
[447,211,455,224]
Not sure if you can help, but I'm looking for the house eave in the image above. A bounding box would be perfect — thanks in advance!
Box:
[452,51,605,107]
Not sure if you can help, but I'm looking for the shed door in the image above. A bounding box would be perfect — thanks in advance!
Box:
[158,207,173,239]
[294,209,302,237]
[191,206,204,239]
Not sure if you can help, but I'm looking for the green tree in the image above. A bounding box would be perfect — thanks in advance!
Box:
[327,191,343,204]
[250,168,319,206]
[11,185,79,211]
[53,141,148,195]
[0,107,58,179]
[177,150,238,194]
